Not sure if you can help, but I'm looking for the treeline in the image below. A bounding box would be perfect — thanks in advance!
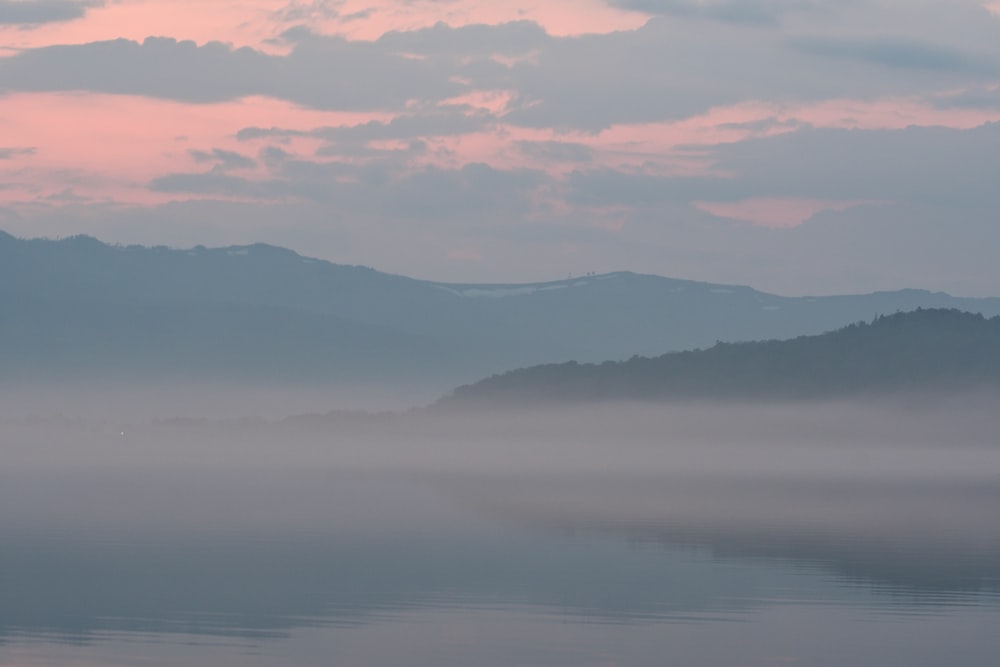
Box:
[443,309,1000,405]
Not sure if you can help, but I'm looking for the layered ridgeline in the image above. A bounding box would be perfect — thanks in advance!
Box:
[443,309,1000,405]
[4,230,1000,388]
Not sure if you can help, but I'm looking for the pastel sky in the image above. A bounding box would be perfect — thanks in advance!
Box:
[2,0,1000,294]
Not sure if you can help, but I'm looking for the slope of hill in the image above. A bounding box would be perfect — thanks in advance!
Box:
[3,231,1000,388]
[443,309,1000,405]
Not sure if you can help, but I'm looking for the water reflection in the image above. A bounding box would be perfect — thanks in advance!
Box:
[0,473,773,642]
[2,469,998,645]
[445,473,1000,597]
[2,402,1000,666]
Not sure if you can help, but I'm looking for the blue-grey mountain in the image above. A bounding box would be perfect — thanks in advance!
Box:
[3,231,1000,389]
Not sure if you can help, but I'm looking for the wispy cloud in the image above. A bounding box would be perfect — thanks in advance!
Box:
[790,35,998,73]
[0,146,37,159]
[608,0,827,26]
[189,148,258,172]
[0,0,101,26]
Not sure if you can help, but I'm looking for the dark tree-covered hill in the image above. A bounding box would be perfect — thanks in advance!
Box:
[443,309,1000,405]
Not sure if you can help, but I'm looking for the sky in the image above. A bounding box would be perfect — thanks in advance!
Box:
[1,0,1000,295]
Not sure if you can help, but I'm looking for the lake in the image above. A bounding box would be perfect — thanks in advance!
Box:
[2,401,999,666]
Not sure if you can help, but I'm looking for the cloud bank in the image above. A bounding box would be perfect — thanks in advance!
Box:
[1,0,999,294]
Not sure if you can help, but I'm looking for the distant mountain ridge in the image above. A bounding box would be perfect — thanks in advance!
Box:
[3,231,1000,389]
[443,309,1000,405]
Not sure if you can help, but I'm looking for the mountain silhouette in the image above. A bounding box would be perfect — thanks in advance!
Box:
[3,231,1000,389]
[443,309,1000,405]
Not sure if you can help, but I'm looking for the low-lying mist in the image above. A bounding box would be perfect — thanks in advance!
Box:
[5,393,999,474]
[3,394,1000,637]
[0,379,444,422]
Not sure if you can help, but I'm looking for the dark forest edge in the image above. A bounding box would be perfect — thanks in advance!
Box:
[8,308,998,431]
[439,309,1000,407]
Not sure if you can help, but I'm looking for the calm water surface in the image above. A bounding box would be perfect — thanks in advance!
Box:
[2,406,999,666]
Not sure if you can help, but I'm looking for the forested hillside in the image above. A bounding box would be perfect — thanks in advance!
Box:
[444,310,1000,405]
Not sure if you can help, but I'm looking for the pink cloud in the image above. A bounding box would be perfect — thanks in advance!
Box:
[5,78,1000,213]
[0,92,394,205]
[440,90,519,117]
[400,94,1000,181]
[5,0,997,210]
[0,0,284,52]
[784,96,1000,131]
[302,0,648,40]
[0,0,647,55]
[588,95,1000,166]
[692,198,890,228]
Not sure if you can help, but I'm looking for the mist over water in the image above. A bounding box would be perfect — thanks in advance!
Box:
[2,395,1000,666]
[0,380,441,422]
